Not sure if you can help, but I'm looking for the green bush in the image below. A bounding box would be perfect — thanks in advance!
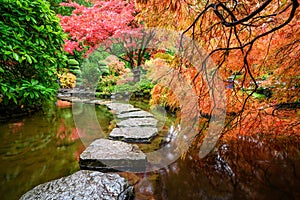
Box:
[134,79,155,94]
[113,83,135,93]
[96,78,155,97]
[67,59,80,66]
[49,0,93,16]
[0,0,67,115]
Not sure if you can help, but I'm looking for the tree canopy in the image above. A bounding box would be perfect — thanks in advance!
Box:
[136,0,300,146]
[59,0,139,55]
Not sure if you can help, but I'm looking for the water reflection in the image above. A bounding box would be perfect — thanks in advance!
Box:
[0,102,112,200]
[154,135,300,200]
[1,100,299,200]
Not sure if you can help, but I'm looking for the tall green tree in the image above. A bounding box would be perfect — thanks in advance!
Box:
[0,0,67,116]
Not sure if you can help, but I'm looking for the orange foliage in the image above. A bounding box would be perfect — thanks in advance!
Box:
[138,0,300,140]
[222,108,300,141]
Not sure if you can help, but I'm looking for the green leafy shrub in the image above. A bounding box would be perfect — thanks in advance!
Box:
[49,0,93,16]
[98,64,109,76]
[134,79,155,94]
[113,83,135,93]
[0,0,67,115]
[68,59,79,67]
[81,60,101,88]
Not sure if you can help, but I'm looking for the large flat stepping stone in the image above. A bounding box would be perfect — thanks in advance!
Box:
[109,127,158,143]
[117,118,158,127]
[80,139,146,172]
[20,170,134,200]
[104,103,140,114]
[117,110,154,119]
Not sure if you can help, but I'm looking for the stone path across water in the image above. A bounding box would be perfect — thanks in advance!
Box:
[79,101,159,172]
[22,94,161,198]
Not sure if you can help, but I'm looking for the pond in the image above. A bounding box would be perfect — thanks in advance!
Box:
[0,100,299,200]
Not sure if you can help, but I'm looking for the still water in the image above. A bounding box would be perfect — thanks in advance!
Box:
[0,103,113,200]
[0,101,299,200]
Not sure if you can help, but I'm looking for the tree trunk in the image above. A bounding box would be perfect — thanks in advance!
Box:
[133,66,141,83]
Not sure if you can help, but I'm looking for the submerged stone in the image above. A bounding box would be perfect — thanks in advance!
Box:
[117,118,158,128]
[80,139,146,172]
[109,127,158,143]
[20,170,134,200]
[117,110,154,119]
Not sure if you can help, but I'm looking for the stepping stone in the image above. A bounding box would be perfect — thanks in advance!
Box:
[80,139,146,172]
[109,127,158,143]
[117,110,154,119]
[88,99,104,105]
[20,170,134,200]
[104,103,140,114]
[71,98,91,103]
[117,118,158,127]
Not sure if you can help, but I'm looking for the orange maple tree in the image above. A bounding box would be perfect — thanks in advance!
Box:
[136,0,300,144]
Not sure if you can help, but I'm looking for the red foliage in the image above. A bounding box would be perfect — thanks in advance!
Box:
[59,0,140,55]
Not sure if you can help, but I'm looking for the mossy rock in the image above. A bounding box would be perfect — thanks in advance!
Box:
[68,59,79,66]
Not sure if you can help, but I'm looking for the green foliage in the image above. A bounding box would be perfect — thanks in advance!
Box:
[98,64,109,76]
[67,59,79,66]
[97,78,155,97]
[0,79,56,106]
[49,0,93,16]
[134,79,155,94]
[0,0,67,115]
[80,50,110,83]
[113,83,135,93]
[81,59,101,88]
[96,75,118,92]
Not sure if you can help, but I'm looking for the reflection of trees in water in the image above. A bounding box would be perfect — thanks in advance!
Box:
[156,136,300,199]
[205,137,300,199]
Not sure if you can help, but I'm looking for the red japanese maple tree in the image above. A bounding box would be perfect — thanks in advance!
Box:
[59,0,140,55]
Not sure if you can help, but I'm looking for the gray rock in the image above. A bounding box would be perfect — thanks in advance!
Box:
[71,98,91,103]
[117,110,154,119]
[117,118,158,128]
[109,127,158,143]
[20,170,134,200]
[104,103,140,114]
[57,96,78,102]
[88,99,104,105]
[80,139,146,172]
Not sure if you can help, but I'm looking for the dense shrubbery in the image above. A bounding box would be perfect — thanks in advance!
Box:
[49,0,93,16]
[0,0,67,116]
